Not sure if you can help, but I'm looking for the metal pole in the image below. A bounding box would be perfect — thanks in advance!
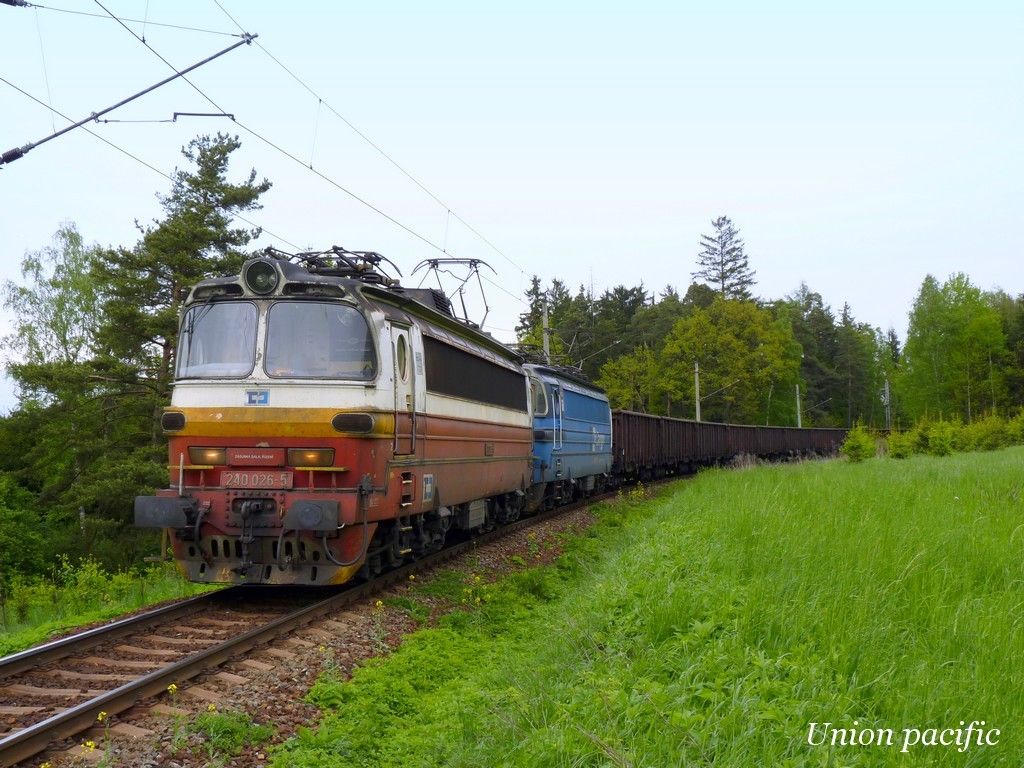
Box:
[542,300,551,363]
[796,383,802,428]
[883,376,892,431]
[694,361,701,422]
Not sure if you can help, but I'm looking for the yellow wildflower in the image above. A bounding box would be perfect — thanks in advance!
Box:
[408,574,416,581]
[207,703,217,713]
[374,600,383,609]
[83,740,97,751]
[317,644,327,653]
[167,683,178,695]
[40,762,52,768]
[96,711,108,723]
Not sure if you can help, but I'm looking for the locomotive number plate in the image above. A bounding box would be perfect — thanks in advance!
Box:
[222,471,293,489]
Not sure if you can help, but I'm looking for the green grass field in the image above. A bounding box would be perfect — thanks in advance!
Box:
[276,449,1024,767]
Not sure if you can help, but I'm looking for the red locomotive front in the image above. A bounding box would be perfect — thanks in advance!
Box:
[136,253,533,585]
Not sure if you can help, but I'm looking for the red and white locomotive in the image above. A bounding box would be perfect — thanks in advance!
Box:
[136,250,534,585]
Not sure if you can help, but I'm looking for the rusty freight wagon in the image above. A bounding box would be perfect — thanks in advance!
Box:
[610,410,846,480]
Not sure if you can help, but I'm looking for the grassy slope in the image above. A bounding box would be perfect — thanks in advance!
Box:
[276,449,1024,767]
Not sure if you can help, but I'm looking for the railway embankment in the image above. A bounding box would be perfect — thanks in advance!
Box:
[273,449,1024,767]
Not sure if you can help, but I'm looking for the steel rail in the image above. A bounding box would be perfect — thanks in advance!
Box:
[0,588,236,681]
[0,494,605,767]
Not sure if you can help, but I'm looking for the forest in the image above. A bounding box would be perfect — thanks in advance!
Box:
[1,133,1022,588]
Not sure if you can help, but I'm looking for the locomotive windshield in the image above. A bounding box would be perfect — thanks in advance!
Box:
[177,302,258,378]
[265,302,377,380]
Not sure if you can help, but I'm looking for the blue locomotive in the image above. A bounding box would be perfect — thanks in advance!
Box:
[524,364,613,510]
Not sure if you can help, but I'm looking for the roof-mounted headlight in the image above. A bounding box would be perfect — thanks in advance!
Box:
[244,260,280,295]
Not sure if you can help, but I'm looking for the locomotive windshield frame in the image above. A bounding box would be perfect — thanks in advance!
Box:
[264,301,377,380]
[177,301,259,379]
[175,297,379,382]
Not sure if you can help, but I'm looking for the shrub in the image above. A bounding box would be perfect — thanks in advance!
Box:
[922,420,959,457]
[841,425,876,463]
[962,415,1009,452]
[886,430,916,459]
[908,423,930,454]
[1006,410,1024,445]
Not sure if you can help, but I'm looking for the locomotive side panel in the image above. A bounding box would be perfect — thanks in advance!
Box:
[415,334,532,511]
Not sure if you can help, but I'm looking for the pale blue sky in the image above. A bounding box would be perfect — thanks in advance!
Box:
[1,1,1021,410]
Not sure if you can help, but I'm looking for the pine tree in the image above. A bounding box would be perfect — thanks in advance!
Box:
[93,133,271,396]
[515,275,544,338]
[692,216,756,301]
[780,283,839,426]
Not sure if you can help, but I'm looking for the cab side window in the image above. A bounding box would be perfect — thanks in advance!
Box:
[531,378,548,416]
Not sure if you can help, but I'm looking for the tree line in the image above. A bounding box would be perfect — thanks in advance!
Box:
[516,218,1024,431]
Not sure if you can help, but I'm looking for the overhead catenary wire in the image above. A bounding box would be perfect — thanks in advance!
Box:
[0,29,253,165]
[209,0,529,281]
[23,2,244,37]
[91,0,458,259]
[0,75,303,250]
[8,0,535,321]
[481,273,529,306]
[33,5,55,132]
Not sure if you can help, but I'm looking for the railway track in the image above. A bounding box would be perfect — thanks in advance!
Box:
[0,493,610,767]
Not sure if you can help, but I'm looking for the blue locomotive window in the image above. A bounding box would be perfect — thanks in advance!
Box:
[266,302,377,380]
[177,302,258,379]
[530,378,548,416]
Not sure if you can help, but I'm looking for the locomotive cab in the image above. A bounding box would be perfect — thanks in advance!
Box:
[136,252,533,586]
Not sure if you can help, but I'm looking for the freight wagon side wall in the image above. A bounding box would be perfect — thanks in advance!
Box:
[612,410,848,478]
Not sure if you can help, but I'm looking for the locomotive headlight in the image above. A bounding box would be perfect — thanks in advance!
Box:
[188,447,227,465]
[244,259,279,295]
[287,448,335,467]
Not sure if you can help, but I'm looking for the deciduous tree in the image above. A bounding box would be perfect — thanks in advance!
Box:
[899,273,1006,421]
[660,298,800,424]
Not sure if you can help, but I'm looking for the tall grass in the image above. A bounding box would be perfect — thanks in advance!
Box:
[277,449,1024,767]
[0,558,213,656]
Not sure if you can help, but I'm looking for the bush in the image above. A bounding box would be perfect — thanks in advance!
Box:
[886,430,916,459]
[921,420,960,456]
[961,415,1009,452]
[841,425,876,463]
[887,414,1021,462]
[1006,410,1024,445]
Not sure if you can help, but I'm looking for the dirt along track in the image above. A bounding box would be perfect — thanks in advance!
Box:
[0,493,607,768]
